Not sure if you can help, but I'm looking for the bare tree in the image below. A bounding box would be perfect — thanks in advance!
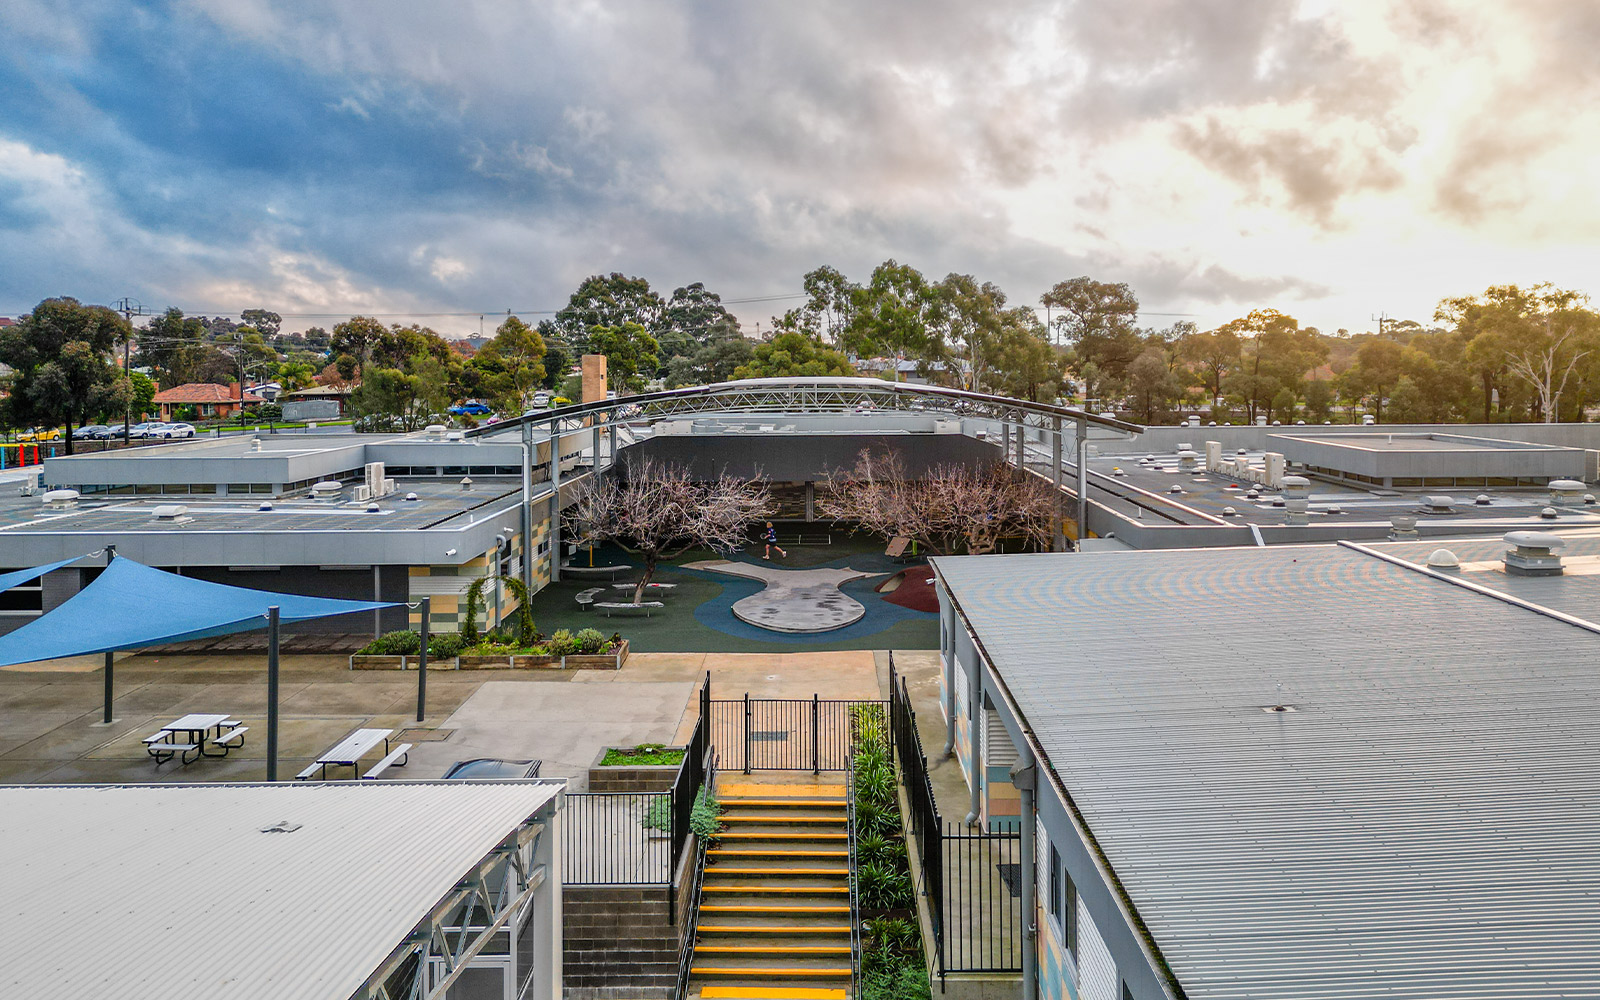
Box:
[564,457,772,604]
[1503,318,1593,423]
[819,449,1057,555]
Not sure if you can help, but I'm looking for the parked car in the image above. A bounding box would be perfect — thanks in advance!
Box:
[126,422,160,439]
[448,400,493,416]
[155,422,196,439]
[442,758,543,779]
[530,391,551,408]
[16,427,62,442]
[71,424,109,440]
[86,424,120,439]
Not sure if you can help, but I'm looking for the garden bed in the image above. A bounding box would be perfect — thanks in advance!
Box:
[348,628,627,670]
[588,744,686,792]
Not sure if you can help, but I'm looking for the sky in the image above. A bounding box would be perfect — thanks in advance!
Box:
[2,0,1598,339]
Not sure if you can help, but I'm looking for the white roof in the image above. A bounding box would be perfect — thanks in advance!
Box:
[1,781,562,1000]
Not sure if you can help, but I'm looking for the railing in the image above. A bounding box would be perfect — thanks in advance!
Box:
[561,790,673,884]
[673,749,718,1000]
[942,824,1024,973]
[709,695,887,772]
[847,753,862,998]
[668,715,707,865]
[890,661,946,977]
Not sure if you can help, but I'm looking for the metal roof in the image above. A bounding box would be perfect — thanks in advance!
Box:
[0,781,562,1000]
[933,545,1600,999]
[1371,528,1600,626]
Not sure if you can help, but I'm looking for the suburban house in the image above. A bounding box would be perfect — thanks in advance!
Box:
[278,384,354,419]
[151,383,265,421]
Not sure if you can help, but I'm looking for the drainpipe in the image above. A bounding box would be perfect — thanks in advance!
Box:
[941,626,957,759]
[964,645,982,826]
[520,423,534,593]
[1012,752,1038,1000]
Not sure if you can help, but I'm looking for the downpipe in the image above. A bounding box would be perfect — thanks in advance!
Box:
[1012,752,1038,1000]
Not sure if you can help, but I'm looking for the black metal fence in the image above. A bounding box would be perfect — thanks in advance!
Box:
[709,693,884,772]
[561,790,673,884]
[891,666,944,956]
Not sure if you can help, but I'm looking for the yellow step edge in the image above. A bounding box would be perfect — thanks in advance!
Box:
[721,799,846,807]
[699,904,851,913]
[708,849,849,858]
[704,864,851,870]
[720,783,847,796]
[721,816,845,824]
[718,832,848,840]
[698,987,847,1000]
[692,967,851,978]
[698,925,852,934]
[695,944,851,955]
[702,886,849,894]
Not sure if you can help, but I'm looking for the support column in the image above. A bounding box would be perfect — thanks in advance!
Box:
[522,423,535,593]
[1075,418,1089,549]
[416,597,430,723]
[1015,414,1025,467]
[1051,417,1065,552]
[372,564,382,638]
[965,651,982,826]
[549,423,562,584]
[266,605,280,782]
[100,544,116,724]
[1001,420,1011,463]
[1013,752,1038,1000]
[805,482,815,522]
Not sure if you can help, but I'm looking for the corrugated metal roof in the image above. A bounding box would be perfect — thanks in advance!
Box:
[0,781,562,1000]
[1374,528,1600,625]
[934,545,1600,999]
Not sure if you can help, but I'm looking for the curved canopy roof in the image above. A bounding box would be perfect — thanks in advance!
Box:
[0,557,398,667]
[469,376,1143,439]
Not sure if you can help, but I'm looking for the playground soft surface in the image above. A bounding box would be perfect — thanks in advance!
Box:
[526,537,939,652]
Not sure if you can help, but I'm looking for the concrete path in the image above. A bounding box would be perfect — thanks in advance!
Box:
[686,560,873,633]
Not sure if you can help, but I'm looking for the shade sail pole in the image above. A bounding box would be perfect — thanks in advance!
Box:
[266,605,280,781]
[417,597,430,723]
[101,545,115,724]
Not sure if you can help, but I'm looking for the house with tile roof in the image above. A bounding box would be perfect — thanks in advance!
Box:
[151,382,264,421]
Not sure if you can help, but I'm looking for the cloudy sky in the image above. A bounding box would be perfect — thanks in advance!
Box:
[2,0,1597,338]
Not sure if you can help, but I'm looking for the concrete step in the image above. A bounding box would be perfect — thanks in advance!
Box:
[722,815,845,825]
[718,831,847,841]
[696,944,851,956]
[702,885,849,896]
[698,925,852,935]
[692,966,851,979]
[700,904,851,915]
[709,849,849,860]
[698,987,847,1000]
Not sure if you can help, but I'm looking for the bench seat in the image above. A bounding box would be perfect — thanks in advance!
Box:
[214,726,249,749]
[360,743,413,779]
[296,762,325,781]
[595,601,664,617]
[575,587,605,610]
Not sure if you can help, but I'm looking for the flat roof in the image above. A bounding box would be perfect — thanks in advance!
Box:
[1372,528,1600,622]
[1276,432,1574,452]
[1,781,561,1000]
[934,545,1600,999]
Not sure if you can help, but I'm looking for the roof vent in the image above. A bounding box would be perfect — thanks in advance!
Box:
[1325,504,1343,515]
[1221,506,1238,516]
[42,488,80,510]
[365,502,381,513]
[1167,484,1183,494]
[1504,530,1564,576]
[1177,449,1200,470]
[405,492,419,501]
[1389,514,1418,540]
[1419,495,1455,515]
[311,481,342,501]
[258,501,273,511]
[250,436,263,452]
[1144,454,1155,462]
[424,424,447,438]
[1425,548,1461,570]
[151,504,191,523]
[1261,704,1298,714]
[1587,494,1597,505]
[1549,479,1586,506]
[460,476,473,491]
[259,820,302,834]
[1281,475,1310,496]
[1475,494,1492,505]
[1244,489,1260,500]
[1540,506,1559,520]
[1175,442,1192,453]
[1236,448,1247,456]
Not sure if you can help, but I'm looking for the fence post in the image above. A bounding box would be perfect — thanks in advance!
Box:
[743,691,752,775]
[812,693,820,775]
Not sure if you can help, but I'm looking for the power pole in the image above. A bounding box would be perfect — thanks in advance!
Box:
[113,298,146,444]
[1372,312,1389,339]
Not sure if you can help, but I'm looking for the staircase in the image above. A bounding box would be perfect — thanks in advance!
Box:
[688,779,854,1000]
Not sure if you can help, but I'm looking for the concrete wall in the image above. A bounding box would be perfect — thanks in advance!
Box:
[561,839,696,1000]
[624,433,1003,483]
[1270,432,1587,482]
[1105,422,1600,456]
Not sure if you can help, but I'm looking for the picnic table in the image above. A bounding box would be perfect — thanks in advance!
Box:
[143,713,248,765]
[297,728,409,781]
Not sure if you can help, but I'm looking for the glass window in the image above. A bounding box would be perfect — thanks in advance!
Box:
[190,483,216,494]
[1064,867,1078,960]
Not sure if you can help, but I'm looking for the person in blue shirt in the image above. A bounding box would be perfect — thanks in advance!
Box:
[763,521,787,560]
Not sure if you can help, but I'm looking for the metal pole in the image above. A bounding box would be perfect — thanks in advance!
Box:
[744,691,752,775]
[1013,755,1038,1000]
[266,605,280,781]
[101,544,116,724]
[1051,417,1065,552]
[521,423,534,594]
[372,565,382,639]
[812,693,820,775]
[549,421,562,584]
[1075,418,1089,549]
[417,597,430,722]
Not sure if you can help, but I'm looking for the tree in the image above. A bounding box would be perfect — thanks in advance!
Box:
[1218,309,1326,423]
[665,325,755,388]
[844,260,943,372]
[1126,348,1181,423]
[330,315,386,379]
[349,354,450,431]
[1041,277,1142,387]
[1177,327,1243,405]
[0,297,129,453]
[565,457,772,604]
[659,283,734,358]
[587,321,660,392]
[732,332,853,379]
[937,273,1006,391]
[240,309,281,337]
[552,274,666,351]
[989,308,1062,402]
[469,316,547,411]
[819,450,1057,555]
[1343,338,1405,422]
[1438,284,1599,422]
[136,308,210,387]
[1303,378,1334,422]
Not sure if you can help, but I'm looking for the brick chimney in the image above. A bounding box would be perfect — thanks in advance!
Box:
[232,381,242,400]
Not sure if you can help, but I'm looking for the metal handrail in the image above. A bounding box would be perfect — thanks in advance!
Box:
[673,748,717,1000]
[847,751,862,997]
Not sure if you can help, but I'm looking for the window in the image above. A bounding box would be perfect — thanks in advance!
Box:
[1122,982,1135,1000]
[1049,845,1062,925]
[1064,864,1078,960]
[0,575,43,615]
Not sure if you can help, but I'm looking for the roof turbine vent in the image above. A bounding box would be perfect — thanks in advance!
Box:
[1389,514,1418,540]
[1504,530,1565,576]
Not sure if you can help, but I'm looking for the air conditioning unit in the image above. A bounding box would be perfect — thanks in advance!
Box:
[364,462,388,498]
[353,485,372,502]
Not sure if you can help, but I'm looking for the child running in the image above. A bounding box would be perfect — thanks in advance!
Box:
[763,521,787,560]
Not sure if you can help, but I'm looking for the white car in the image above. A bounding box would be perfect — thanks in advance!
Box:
[157,422,196,438]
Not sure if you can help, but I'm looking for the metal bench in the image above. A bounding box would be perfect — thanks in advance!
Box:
[594,601,664,617]
[359,743,413,779]
[610,582,677,593]
[575,587,605,610]
[142,734,199,765]
[214,726,249,751]
[295,762,324,781]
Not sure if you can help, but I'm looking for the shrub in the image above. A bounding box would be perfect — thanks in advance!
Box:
[484,626,516,646]
[857,860,914,910]
[359,630,421,655]
[574,628,606,654]
[547,629,577,656]
[427,632,464,658]
[461,576,491,643]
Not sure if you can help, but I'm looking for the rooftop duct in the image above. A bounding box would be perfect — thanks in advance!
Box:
[1419,495,1456,515]
[151,504,192,524]
[1550,479,1586,506]
[42,489,79,510]
[1504,530,1564,576]
[1389,514,1418,540]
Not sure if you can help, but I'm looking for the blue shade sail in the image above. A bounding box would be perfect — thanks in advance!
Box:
[0,557,399,667]
[0,556,85,595]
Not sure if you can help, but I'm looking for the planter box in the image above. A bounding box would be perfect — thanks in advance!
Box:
[349,654,408,671]
[588,745,685,792]
[456,654,515,670]
[511,654,563,669]
[564,639,629,671]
